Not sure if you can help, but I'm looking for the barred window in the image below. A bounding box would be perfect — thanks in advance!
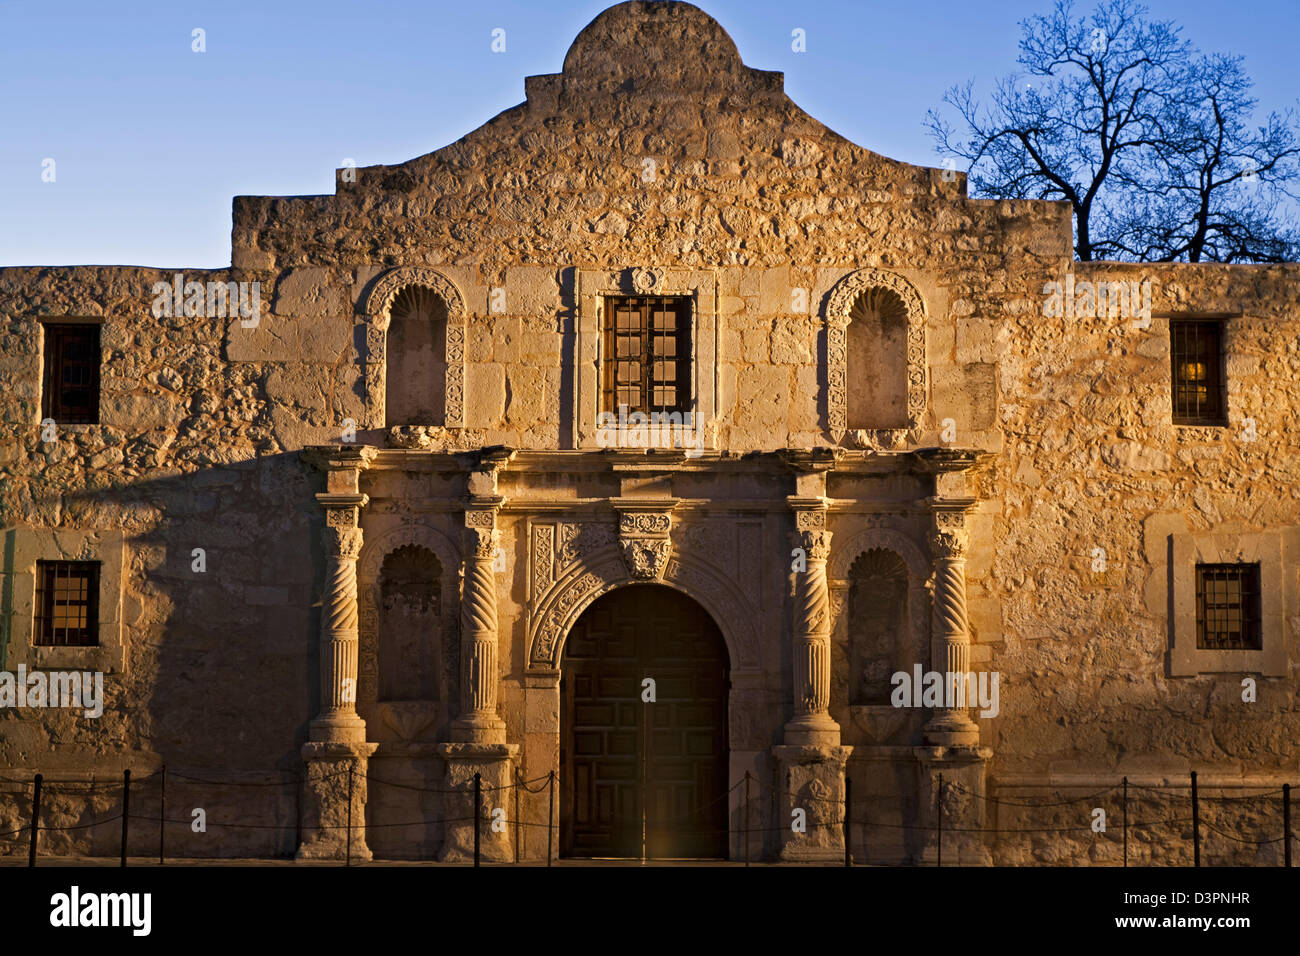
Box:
[1171,319,1225,425]
[34,561,100,647]
[602,296,691,415]
[1195,563,1261,651]
[41,323,100,425]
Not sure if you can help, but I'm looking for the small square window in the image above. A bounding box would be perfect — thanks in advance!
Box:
[1171,319,1225,426]
[41,323,100,424]
[1196,563,1261,651]
[34,561,100,647]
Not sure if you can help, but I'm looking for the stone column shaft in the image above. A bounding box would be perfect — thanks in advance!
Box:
[451,505,506,743]
[312,514,366,743]
[924,522,980,745]
[784,511,840,747]
[461,526,500,720]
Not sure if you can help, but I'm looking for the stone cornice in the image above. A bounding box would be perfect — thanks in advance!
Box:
[302,444,378,473]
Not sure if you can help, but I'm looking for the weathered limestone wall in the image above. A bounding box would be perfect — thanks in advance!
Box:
[0,1,1295,862]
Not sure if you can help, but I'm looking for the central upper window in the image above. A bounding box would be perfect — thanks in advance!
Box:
[602,296,691,415]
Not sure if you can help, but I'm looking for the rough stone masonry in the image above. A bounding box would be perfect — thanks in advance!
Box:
[0,1,1296,864]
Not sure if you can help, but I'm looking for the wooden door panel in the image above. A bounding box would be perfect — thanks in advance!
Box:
[561,585,729,859]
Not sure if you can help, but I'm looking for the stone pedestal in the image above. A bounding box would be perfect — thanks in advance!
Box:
[436,742,519,862]
[913,745,992,866]
[296,741,379,861]
[773,744,853,861]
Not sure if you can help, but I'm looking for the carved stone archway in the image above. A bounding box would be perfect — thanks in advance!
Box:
[824,268,927,442]
[357,267,467,429]
[527,545,760,671]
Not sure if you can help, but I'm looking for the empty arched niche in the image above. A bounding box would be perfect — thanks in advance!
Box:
[385,286,448,426]
[846,288,909,430]
[378,544,442,701]
[848,548,910,705]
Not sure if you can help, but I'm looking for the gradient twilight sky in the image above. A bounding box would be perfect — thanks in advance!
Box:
[1,0,1296,267]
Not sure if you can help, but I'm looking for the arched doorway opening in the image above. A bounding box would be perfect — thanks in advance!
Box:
[560,584,729,859]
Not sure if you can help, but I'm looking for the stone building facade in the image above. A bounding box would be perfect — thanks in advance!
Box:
[1,2,1296,864]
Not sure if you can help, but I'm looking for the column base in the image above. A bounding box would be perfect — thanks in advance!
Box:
[912,744,993,866]
[308,712,369,744]
[923,710,981,747]
[447,715,508,745]
[296,741,378,862]
[436,742,519,862]
[781,712,843,748]
[772,744,853,861]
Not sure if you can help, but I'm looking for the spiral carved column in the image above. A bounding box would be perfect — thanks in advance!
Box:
[449,507,507,744]
[299,445,378,861]
[776,501,850,861]
[924,521,981,746]
[313,522,366,741]
[439,494,517,862]
[783,511,841,747]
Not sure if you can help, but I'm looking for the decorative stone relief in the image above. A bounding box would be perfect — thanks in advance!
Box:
[558,521,618,568]
[531,523,555,597]
[618,510,674,580]
[529,551,760,670]
[630,266,664,293]
[824,267,927,441]
[621,539,672,579]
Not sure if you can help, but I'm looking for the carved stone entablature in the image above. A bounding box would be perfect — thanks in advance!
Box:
[357,266,467,430]
[824,268,928,441]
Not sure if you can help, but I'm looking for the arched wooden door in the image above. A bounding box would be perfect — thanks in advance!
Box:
[560,585,729,859]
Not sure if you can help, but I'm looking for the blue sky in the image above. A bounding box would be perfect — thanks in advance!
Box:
[1,0,1296,267]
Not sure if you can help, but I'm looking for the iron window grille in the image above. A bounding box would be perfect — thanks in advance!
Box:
[41,323,100,424]
[1171,319,1226,426]
[1195,563,1261,651]
[602,296,691,416]
[34,560,100,647]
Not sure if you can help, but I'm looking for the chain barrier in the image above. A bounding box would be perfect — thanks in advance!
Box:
[1,767,1293,865]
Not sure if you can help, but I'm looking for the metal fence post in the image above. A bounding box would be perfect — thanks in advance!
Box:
[937,773,943,868]
[547,770,555,867]
[28,773,42,868]
[1122,776,1128,868]
[121,769,131,867]
[159,765,166,865]
[473,772,482,867]
[1191,771,1200,867]
[1284,783,1292,869]
[744,771,751,867]
[346,764,354,867]
[844,774,852,867]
